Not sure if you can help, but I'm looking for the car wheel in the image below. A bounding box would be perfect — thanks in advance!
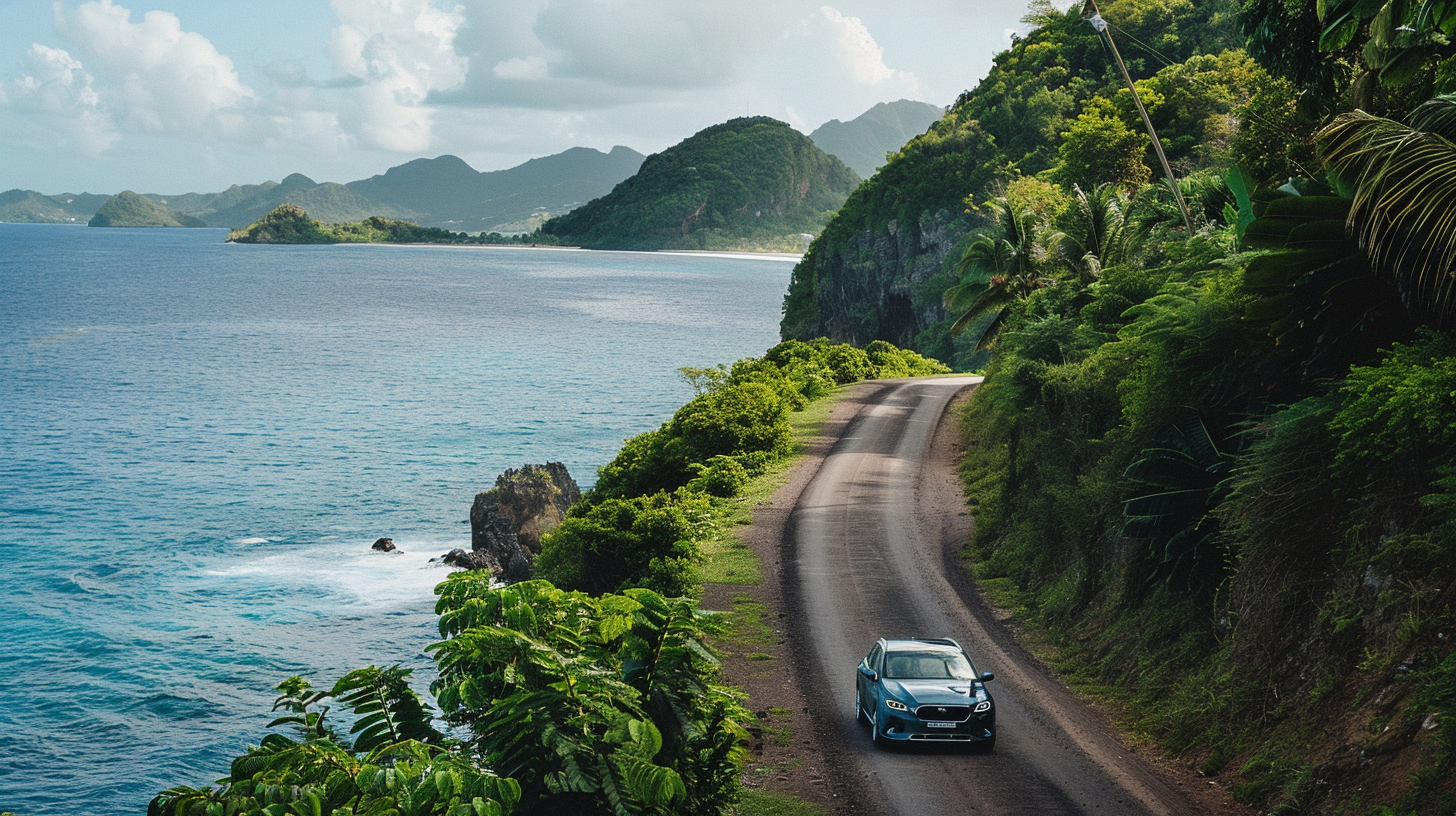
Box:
[870,712,887,748]
[855,690,868,724]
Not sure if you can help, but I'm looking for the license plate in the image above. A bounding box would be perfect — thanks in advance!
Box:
[926,721,957,728]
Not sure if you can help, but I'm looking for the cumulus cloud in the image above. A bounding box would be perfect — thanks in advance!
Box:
[328,0,469,152]
[53,0,256,137]
[0,43,117,154]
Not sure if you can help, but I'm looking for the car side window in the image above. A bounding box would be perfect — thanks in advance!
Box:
[866,644,882,671]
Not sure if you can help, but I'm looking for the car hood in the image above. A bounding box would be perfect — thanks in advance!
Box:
[883,679,985,707]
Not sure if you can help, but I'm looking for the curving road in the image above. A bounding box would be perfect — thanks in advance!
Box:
[785,377,1206,816]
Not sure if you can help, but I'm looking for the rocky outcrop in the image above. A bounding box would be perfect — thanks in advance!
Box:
[466,462,580,582]
[795,207,969,350]
[371,537,396,552]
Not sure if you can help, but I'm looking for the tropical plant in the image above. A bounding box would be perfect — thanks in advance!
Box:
[150,668,515,816]
[429,578,749,816]
[943,198,1058,350]
[1056,182,1142,279]
[1320,94,1456,328]
[1122,413,1233,594]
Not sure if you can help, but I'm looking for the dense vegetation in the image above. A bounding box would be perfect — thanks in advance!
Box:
[88,191,205,228]
[148,338,946,815]
[930,1,1456,812]
[228,205,560,246]
[541,118,860,252]
[780,0,1246,364]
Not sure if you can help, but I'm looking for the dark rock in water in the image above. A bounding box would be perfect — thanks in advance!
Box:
[440,547,501,572]
[372,537,396,552]
[469,462,579,582]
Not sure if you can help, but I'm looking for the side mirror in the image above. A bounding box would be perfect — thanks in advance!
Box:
[860,664,878,682]
[980,672,995,682]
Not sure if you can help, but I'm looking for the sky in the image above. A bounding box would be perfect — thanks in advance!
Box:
[0,0,1039,195]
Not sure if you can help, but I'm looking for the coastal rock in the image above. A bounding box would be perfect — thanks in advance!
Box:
[371,537,396,552]
[469,462,580,582]
[439,547,501,572]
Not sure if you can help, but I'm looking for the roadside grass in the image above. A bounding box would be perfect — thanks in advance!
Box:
[699,390,843,585]
[729,790,831,816]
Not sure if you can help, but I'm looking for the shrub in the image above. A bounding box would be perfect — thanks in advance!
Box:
[688,455,750,498]
[537,492,705,597]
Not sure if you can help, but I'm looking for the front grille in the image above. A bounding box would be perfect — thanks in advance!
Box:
[910,733,974,741]
[914,704,970,721]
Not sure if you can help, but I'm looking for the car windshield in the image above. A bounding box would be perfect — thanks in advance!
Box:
[883,651,976,680]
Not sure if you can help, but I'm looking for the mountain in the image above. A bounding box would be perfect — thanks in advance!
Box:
[150,173,419,229]
[4,144,646,232]
[0,190,109,224]
[345,146,646,232]
[809,99,945,178]
[540,117,860,252]
[89,191,205,227]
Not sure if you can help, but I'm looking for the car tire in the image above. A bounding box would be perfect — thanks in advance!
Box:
[855,690,868,724]
[870,713,887,749]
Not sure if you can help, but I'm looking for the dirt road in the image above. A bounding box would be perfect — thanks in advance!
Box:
[784,377,1208,815]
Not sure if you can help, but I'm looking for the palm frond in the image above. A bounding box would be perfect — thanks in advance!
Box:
[1321,100,1456,325]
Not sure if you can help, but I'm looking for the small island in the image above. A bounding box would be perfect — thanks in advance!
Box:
[227,203,556,245]
[88,191,206,228]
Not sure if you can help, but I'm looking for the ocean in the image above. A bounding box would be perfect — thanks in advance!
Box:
[0,224,794,814]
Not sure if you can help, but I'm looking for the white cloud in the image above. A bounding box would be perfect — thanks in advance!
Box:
[0,43,117,155]
[328,0,469,152]
[53,0,256,137]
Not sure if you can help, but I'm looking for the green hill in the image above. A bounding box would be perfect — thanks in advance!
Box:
[540,117,860,252]
[808,99,944,179]
[0,189,109,224]
[88,191,206,227]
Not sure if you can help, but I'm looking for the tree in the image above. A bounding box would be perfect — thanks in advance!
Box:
[1320,94,1456,328]
[1052,98,1154,191]
[943,199,1057,350]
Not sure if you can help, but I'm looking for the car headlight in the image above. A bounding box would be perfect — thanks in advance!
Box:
[973,700,992,713]
[885,699,909,712]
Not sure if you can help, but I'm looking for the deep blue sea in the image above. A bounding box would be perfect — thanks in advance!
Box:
[0,224,793,815]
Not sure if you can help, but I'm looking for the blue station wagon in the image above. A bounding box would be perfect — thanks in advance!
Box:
[855,637,996,751]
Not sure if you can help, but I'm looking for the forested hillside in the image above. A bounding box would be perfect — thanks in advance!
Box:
[781,0,1243,366]
[839,0,1456,812]
[541,117,860,252]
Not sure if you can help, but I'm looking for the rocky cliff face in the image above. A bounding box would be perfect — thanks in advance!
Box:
[779,115,998,362]
[468,462,580,582]
[794,207,968,350]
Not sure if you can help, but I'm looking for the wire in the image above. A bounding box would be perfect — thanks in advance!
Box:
[1102,19,1324,179]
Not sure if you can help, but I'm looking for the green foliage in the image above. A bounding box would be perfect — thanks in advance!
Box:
[1052,97,1154,192]
[430,579,749,816]
[150,670,518,816]
[228,205,559,246]
[537,492,706,598]
[542,117,859,252]
[687,456,750,498]
[1320,95,1456,329]
[228,203,334,243]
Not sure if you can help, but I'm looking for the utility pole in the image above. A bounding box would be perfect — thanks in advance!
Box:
[1083,0,1194,232]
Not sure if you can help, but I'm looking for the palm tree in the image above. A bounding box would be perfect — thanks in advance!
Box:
[1319,94,1456,328]
[1054,182,1141,279]
[942,199,1056,351]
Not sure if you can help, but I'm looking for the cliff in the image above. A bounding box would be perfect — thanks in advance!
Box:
[468,463,580,582]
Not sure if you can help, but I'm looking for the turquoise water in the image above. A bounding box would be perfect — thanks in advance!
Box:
[0,224,793,814]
